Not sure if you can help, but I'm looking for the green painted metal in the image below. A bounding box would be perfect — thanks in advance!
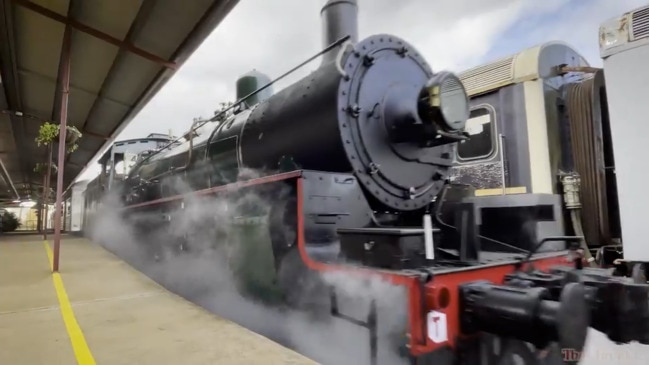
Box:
[236,70,273,107]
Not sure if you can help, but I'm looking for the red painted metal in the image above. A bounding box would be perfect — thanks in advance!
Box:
[294,177,572,357]
[11,0,177,70]
[413,254,569,354]
[52,25,72,272]
[112,170,574,357]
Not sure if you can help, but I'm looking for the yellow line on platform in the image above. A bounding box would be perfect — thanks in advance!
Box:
[43,241,97,365]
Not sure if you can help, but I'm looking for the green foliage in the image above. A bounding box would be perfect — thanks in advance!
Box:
[35,122,59,147]
[34,122,82,153]
[0,210,21,232]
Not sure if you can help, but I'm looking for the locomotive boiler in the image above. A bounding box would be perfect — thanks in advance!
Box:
[110,1,649,364]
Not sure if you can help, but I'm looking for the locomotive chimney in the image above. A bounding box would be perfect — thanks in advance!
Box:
[320,0,358,64]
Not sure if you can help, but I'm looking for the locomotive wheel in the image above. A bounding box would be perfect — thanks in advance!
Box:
[269,194,313,307]
[276,248,330,316]
[268,194,297,258]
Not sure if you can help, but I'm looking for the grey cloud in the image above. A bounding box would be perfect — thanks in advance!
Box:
[518,0,648,66]
[117,0,528,140]
[77,0,639,180]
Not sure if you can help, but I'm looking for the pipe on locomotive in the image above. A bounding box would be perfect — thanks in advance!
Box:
[321,0,359,63]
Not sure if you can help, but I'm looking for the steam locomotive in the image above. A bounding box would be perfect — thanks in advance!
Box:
[77,1,649,364]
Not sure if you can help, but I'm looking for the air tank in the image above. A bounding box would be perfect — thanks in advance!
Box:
[236,70,273,107]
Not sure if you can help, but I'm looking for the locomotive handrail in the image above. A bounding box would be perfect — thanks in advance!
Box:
[522,235,584,264]
[335,39,354,78]
[175,118,198,172]
[433,184,530,254]
[134,34,353,168]
[120,170,303,210]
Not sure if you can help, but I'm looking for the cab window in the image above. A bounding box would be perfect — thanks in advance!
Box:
[457,106,496,161]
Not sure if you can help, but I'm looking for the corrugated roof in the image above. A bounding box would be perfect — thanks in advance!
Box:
[0,0,239,204]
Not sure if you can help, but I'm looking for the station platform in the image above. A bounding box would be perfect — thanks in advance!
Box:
[0,234,318,365]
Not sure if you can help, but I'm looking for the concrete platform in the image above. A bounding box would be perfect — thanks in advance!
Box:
[0,234,318,365]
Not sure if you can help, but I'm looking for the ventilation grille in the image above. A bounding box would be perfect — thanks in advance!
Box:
[631,6,649,41]
[459,56,515,96]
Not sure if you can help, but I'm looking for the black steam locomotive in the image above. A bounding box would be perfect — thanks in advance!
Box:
[105,1,649,364]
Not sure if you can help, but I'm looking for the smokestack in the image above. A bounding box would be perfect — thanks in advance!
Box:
[320,0,358,64]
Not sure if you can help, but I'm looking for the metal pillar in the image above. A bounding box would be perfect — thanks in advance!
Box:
[62,198,67,232]
[37,173,45,232]
[107,147,115,191]
[43,143,52,238]
[52,26,71,273]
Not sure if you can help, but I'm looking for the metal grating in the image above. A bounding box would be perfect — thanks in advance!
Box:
[459,56,515,96]
[631,6,649,41]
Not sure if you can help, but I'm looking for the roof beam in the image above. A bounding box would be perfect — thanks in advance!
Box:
[2,108,112,139]
[70,0,159,174]
[90,0,241,167]
[81,130,109,140]
[51,0,78,128]
[11,0,178,70]
[41,0,75,203]
[65,0,241,193]
[0,155,20,200]
[16,68,132,109]
[0,0,29,190]
[77,0,158,148]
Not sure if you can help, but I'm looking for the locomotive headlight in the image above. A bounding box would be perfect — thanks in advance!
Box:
[599,15,629,56]
[420,71,469,133]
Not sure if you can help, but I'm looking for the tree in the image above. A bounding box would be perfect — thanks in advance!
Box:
[33,122,82,234]
[34,122,82,153]
[0,210,21,232]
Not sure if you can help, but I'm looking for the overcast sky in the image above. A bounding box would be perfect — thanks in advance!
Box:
[76,0,647,181]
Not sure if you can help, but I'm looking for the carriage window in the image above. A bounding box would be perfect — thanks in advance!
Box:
[457,107,495,160]
[208,137,239,186]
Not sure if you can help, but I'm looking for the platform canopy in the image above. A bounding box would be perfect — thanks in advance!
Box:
[0,0,239,204]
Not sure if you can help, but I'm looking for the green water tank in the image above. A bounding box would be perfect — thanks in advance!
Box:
[236,70,273,108]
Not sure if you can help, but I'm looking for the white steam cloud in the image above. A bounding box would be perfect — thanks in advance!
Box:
[88,168,411,365]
